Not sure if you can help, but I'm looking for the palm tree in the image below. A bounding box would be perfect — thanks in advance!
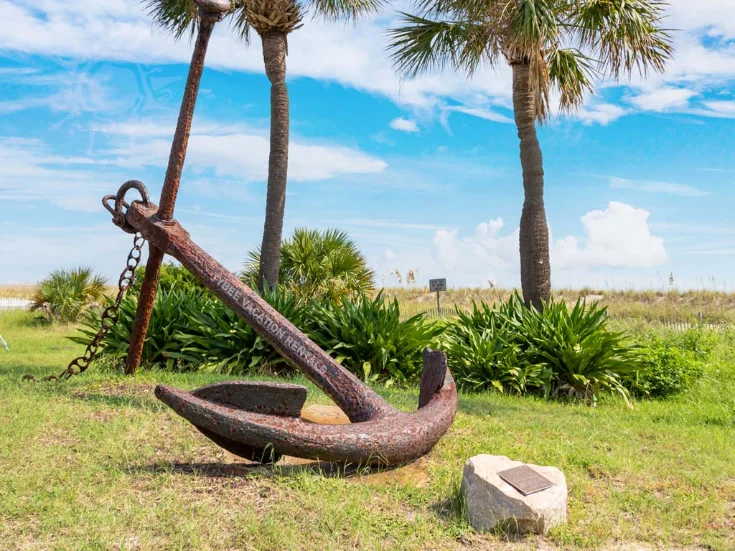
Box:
[243,228,375,302]
[31,267,108,323]
[146,0,383,293]
[389,0,673,308]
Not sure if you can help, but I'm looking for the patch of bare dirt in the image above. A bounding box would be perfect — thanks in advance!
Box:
[37,428,81,448]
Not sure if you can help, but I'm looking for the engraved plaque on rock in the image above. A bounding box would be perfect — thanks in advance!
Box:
[497,465,554,496]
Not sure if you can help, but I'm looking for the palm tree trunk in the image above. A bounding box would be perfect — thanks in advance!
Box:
[258,31,290,292]
[511,60,551,309]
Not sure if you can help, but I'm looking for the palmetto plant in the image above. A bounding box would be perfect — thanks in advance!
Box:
[442,293,642,404]
[74,287,198,367]
[244,228,375,302]
[76,285,310,372]
[511,298,642,406]
[169,285,312,374]
[31,267,107,323]
[444,309,552,394]
[309,293,444,382]
[389,0,673,308]
[146,0,383,293]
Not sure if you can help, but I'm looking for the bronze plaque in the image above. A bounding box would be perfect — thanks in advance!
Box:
[497,465,553,496]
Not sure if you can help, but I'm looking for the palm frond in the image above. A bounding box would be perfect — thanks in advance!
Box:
[388,13,497,78]
[506,0,560,57]
[412,0,507,22]
[229,1,253,43]
[144,0,200,39]
[547,47,597,113]
[309,0,383,22]
[570,0,673,78]
[242,228,374,302]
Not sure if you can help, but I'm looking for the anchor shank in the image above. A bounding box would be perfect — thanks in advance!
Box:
[125,202,393,423]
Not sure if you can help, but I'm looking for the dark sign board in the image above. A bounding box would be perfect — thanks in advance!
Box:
[497,465,554,496]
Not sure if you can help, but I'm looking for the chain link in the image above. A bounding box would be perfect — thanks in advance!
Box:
[22,233,147,383]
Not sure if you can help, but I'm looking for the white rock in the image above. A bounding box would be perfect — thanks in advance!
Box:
[461,455,567,535]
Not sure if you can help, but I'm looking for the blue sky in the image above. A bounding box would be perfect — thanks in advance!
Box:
[0,0,734,291]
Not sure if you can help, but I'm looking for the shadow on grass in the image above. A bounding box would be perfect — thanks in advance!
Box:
[458,395,524,417]
[71,392,162,410]
[133,458,415,480]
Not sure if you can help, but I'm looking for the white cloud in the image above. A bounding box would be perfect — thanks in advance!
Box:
[105,134,387,182]
[627,87,698,111]
[384,249,397,261]
[429,203,668,285]
[90,118,386,181]
[442,105,514,124]
[0,0,514,114]
[0,125,387,211]
[701,100,735,117]
[6,0,708,126]
[680,247,735,256]
[553,202,668,269]
[389,117,419,133]
[610,177,708,197]
[651,222,735,235]
[337,218,444,231]
[0,219,254,284]
[0,138,129,211]
[432,218,519,280]
[2,0,735,137]
[668,0,735,39]
[0,224,144,284]
[576,103,627,126]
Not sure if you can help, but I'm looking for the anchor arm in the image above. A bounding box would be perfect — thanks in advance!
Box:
[154,369,457,464]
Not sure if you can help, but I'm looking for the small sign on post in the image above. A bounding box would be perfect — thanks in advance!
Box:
[429,278,447,317]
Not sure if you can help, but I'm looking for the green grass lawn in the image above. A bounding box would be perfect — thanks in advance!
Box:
[1,310,734,550]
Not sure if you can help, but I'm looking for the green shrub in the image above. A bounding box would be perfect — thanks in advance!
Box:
[169,286,313,375]
[130,262,206,296]
[444,303,551,394]
[31,267,107,323]
[444,294,642,404]
[243,228,374,302]
[76,286,312,373]
[513,298,642,405]
[73,286,201,368]
[310,293,443,383]
[629,328,714,398]
[81,286,441,382]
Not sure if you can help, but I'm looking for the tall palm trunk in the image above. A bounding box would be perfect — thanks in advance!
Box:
[511,60,551,309]
[258,31,290,292]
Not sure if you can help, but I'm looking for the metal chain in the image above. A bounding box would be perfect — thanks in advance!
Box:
[22,232,147,383]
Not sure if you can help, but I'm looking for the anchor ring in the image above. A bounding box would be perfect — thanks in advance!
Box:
[103,180,151,234]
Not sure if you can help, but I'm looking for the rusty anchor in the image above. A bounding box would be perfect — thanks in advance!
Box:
[103,0,458,465]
